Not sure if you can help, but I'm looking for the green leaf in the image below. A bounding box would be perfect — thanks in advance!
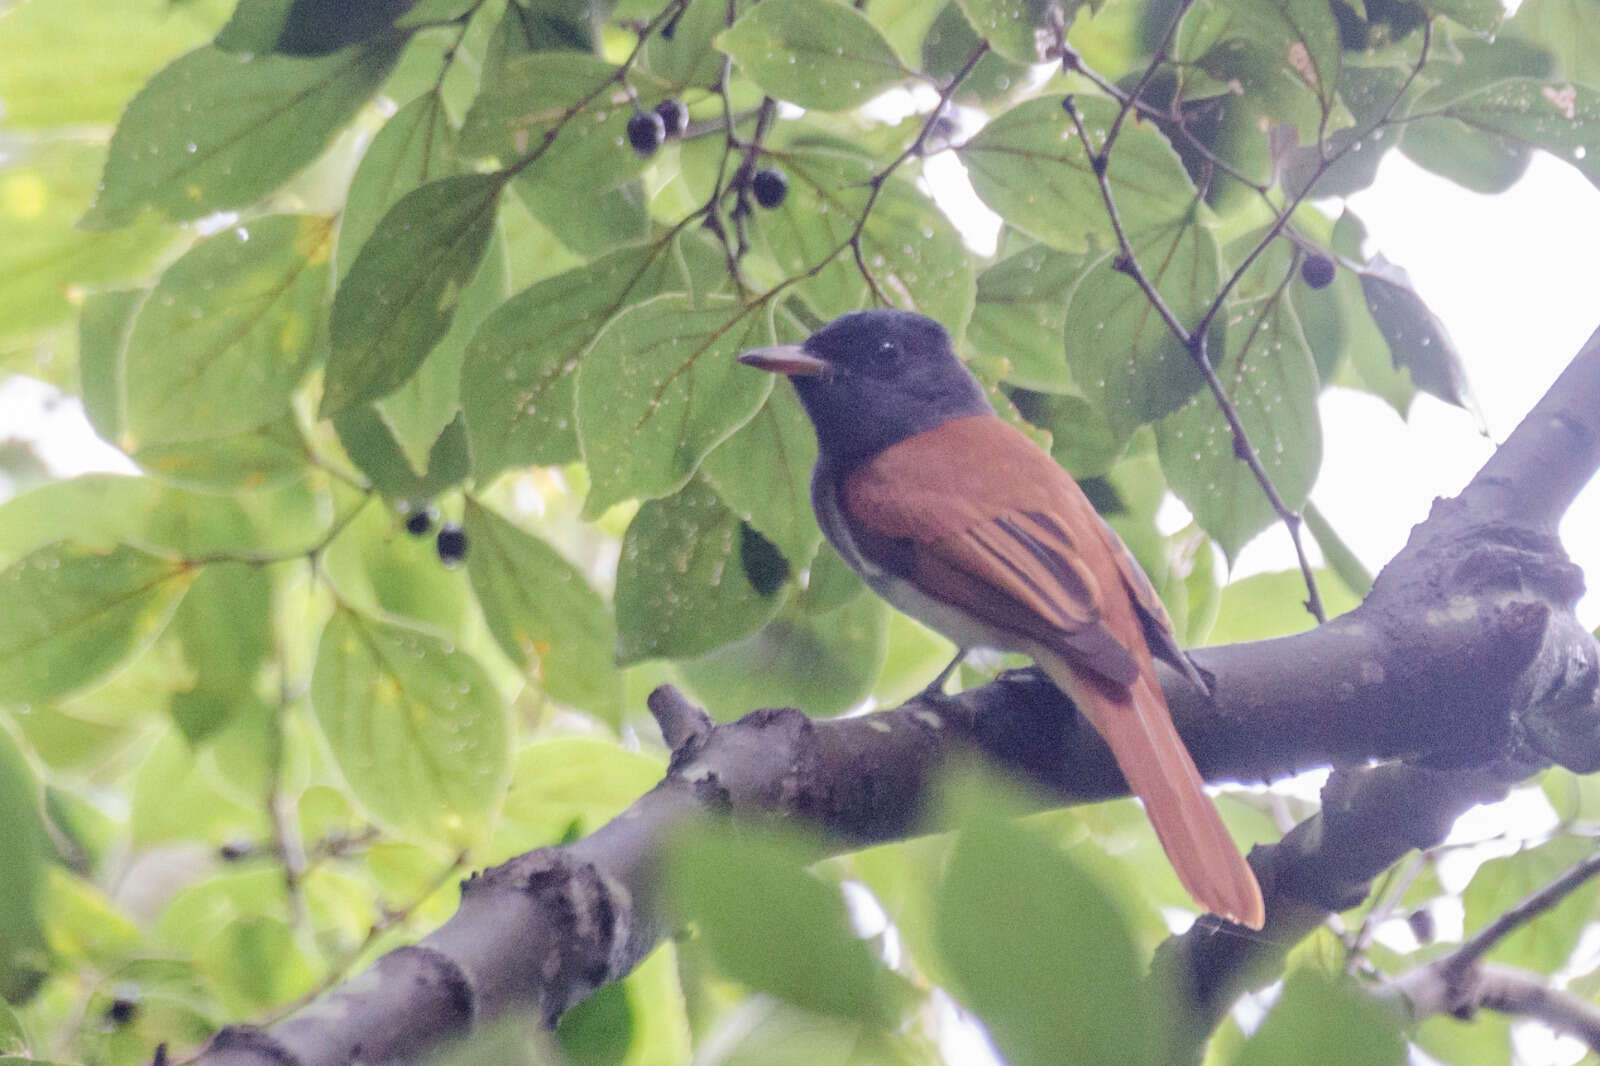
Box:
[1415,1012,1512,1066]
[0,474,294,565]
[0,1001,25,1055]
[1064,219,1219,440]
[1157,277,1321,563]
[934,815,1156,1066]
[0,143,173,341]
[459,52,620,161]
[168,563,273,744]
[673,1001,903,1066]
[134,416,313,493]
[82,40,403,229]
[123,216,334,448]
[1425,0,1504,33]
[1303,501,1372,597]
[217,0,422,56]
[460,243,692,478]
[0,544,193,706]
[1400,116,1534,194]
[131,704,272,846]
[1227,0,1342,110]
[338,91,460,280]
[922,1,1033,105]
[1508,0,1600,89]
[213,0,298,53]
[0,0,230,128]
[1203,569,1360,646]
[1289,254,1345,384]
[678,592,888,719]
[1006,389,1122,478]
[275,0,422,55]
[493,738,663,855]
[575,296,774,517]
[377,228,509,474]
[556,980,633,1065]
[321,173,504,416]
[1279,125,1389,201]
[1236,970,1403,1066]
[336,498,471,637]
[1441,78,1600,191]
[0,727,49,1004]
[756,141,975,331]
[718,0,907,111]
[517,179,649,263]
[1462,835,1600,974]
[954,0,1070,64]
[78,288,142,444]
[670,825,894,1022]
[699,386,823,569]
[958,94,1198,253]
[333,407,470,500]
[859,0,947,66]
[969,245,1085,393]
[78,287,315,487]
[1194,36,1325,142]
[613,479,788,663]
[155,868,314,1012]
[643,0,741,89]
[463,500,621,720]
[310,608,510,837]
[1357,254,1474,411]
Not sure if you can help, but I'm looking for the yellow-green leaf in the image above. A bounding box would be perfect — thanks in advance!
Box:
[309,609,510,837]
[0,543,192,705]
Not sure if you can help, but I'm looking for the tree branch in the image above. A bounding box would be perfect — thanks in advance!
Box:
[1387,963,1600,1053]
[186,330,1600,1066]
[1371,845,1600,1055]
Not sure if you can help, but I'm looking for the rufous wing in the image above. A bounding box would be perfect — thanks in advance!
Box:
[843,415,1264,927]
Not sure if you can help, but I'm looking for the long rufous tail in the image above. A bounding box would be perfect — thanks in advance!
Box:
[1037,653,1265,930]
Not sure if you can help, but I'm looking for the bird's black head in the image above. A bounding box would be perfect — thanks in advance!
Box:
[738,310,992,464]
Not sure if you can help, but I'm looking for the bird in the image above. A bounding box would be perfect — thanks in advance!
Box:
[738,309,1265,930]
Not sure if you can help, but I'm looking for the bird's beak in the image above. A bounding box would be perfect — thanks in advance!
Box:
[737,344,830,377]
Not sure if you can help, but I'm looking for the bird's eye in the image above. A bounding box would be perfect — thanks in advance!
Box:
[877,340,899,359]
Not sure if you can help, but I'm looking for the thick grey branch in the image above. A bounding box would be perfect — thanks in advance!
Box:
[188,334,1600,1065]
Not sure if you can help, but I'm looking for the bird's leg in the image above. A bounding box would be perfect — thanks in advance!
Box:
[917,647,969,702]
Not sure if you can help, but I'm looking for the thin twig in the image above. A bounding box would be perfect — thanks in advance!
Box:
[1067,19,1434,626]
[1191,21,1434,348]
[1387,960,1600,1052]
[727,97,780,260]
[745,39,990,312]
[1060,96,1192,347]
[266,716,311,931]
[260,851,471,1027]
[1099,0,1191,155]
[1344,852,1425,974]
[1067,52,1270,196]
[181,490,373,569]
[499,0,691,184]
[843,40,990,304]
[1452,846,1600,975]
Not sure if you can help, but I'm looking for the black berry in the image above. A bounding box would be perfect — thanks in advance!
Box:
[219,839,254,861]
[1300,254,1336,290]
[1407,907,1435,944]
[436,525,468,565]
[751,167,788,209]
[404,506,434,537]
[627,110,665,157]
[654,99,686,138]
